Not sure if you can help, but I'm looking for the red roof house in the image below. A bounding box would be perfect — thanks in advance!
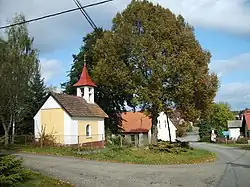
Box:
[242,112,250,138]
[121,112,152,133]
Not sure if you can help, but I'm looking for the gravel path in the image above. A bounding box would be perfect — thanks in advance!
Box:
[16,143,250,187]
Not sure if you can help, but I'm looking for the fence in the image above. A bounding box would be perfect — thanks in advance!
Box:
[0,134,105,149]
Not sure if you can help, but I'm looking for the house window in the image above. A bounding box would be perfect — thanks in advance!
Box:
[86,124,91,136]
[164,120,167,128]
[158,120,161,129]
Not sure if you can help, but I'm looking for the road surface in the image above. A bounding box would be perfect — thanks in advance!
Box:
[17,143,250,187]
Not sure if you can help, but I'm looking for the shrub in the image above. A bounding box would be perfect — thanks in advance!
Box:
[200,136,210,142]
[176,127,187,137]
[106,135,131,147]
[236,137,248,144]
[0,154,33,186]
[198,119,212,139]
[148,141,191,154]
[187,123,193,132]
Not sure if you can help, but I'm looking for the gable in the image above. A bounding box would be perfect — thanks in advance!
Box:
[41,96,61,109]
[34,96,62,119]
[157,112,177,131]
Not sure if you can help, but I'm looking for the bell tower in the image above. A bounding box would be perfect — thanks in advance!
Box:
[73,58,96,104]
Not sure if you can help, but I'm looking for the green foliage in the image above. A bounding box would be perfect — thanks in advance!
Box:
[176,126,187,137]
[148,141,192,153]
[0,155,33,186]
[61,28,131,133]
[14,144,215,165]
[199,102,234,139]
[236,137,248,144]
[92,0,218,137]
[19,172,73,187]
[199,136,211,142]
[17,61,46,135]
[209,103,234,129]
[199,119,212,139]
[0,14,40,144]
[62,0,218,136]
[106,135,131,147]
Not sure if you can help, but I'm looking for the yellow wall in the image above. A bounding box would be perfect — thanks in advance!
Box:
[78,119,100,144]
[41,109,64,144]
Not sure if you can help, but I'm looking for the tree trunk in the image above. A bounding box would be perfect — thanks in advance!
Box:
[4,130,8,146]
[11,120,15,144]
[1,115,12,147]
[151,112,158,144]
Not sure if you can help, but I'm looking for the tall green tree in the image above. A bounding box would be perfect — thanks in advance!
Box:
[17,61,46,135]
[199,102,234,138]
[0,15,38,145]
[91,0,218,141]
[62,28,134,133]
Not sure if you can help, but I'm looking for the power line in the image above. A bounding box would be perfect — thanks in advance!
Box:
[0,0,114,30]
[73,0,97,30]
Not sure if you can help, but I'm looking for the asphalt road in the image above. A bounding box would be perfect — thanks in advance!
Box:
[17,143,250,187]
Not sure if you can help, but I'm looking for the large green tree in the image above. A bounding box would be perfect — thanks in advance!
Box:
[199,102,234,138]
[63,0,218,139]
[0,15,38,145]
[62,28,135,133]
[91,0,218,141]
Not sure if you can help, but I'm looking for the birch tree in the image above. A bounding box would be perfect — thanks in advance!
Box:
[0,15,37,145]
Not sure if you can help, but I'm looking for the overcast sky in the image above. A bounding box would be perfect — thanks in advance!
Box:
[1,0,250,110]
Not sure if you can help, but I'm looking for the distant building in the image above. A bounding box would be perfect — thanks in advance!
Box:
[227,108,250,139]
[120,111,177,146]
[227,120,242,140]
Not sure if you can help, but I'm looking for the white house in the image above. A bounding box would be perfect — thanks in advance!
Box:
[227,120,242,140]
[157,112,177,142]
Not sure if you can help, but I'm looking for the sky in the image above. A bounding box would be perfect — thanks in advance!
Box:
[0,0,250,111]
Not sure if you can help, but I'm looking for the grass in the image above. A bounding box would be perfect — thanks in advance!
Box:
[80,147,216,164]
[13,145,216,165]
[219,143,250,150]
[19,172,73,187]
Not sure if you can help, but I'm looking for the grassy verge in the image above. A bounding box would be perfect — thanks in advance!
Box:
[14,145,216,165]
[219,143,250,150]
[19,172,72,187]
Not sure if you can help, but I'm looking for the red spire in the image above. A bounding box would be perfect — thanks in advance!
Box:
[73,63,96,87]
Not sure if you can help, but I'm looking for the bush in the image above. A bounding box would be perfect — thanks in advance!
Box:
[0,154,33,186]
[187,123,193,132]
[148,141,191,154]
[198,119,212,139]
[236,137,248,144]
[200,136,210,142]
[106,135,131,147]
[176,127,187,137]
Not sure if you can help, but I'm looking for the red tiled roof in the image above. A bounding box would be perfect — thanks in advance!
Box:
[73,64,96,87]
[121,112,152,133]
[244,113,250,130]
[51,93,108,118]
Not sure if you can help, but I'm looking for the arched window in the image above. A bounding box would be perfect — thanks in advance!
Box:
[86,124,91,137]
